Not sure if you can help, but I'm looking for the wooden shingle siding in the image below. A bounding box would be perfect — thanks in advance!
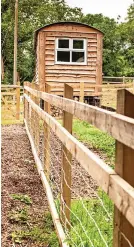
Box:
[35,22,103,96]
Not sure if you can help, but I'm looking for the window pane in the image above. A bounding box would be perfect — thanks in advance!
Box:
[73,40,84,49]
[57,51,70,62]
[58,39,69,48]
[72,52,84,62]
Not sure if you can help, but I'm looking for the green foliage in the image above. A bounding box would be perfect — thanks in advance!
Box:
[8,208,28,224]
[67,191,113,246]
[1,0,83,84]
[11,194,32,205]
[2,0,134,83]
[11,227,58,245]
[11,211,59,246]
[73,119,115,165]
[81,5,134,76]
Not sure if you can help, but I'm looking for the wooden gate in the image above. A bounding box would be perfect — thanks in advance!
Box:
[1,83,21,122]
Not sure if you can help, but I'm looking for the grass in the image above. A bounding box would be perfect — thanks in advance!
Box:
[68,191,113,247]
[11,212,59,246]
[73,119,115,166]
[8,208,28,224]
[58,119,115,246]
[1,102,23,125]
[11,194,32,205]
[10,193,59,246]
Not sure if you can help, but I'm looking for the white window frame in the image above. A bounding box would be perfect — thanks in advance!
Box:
[55,38,87,65]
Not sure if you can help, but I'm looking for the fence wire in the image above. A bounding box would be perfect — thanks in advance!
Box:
[25,92,133,247]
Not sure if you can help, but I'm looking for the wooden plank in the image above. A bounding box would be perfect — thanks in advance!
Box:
[95,33,103,94]
[87,52,97,58]
[87,56,97,61]
[45,44,55,49]
[1,92,16,96]
[46,83,96,89]
[46,65,96,70]
[39,32,45,91]
[45,50,54,55]
[45,61,54,66]
[24,119,68,247]
[24,94,134,228]
[44,30,97,38]
[1,85,22,88]
[24,85,134,150]
[44,83,51,178]
[113,89,134,247]
[46,77,96,83]
[61,84,73,230]
[46,74,96,79]
[46,69,96,75]
[24,92,115,191]
[16,80,20,120]
[88,42,97,46]
[45,40,54,45]
[80,82,84,102]
[50,91,100,97]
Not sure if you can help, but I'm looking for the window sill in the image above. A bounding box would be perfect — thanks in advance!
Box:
[55,62,87,65]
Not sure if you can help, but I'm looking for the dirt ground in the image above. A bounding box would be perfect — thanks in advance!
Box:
[2,120,106,247]
[1,124,58,247]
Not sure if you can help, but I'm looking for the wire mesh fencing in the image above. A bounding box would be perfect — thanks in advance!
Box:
[24,82,134,247]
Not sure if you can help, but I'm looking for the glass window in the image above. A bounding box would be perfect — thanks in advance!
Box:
[72,52,84,62]
[56,38,86,64]
[58,39,69,48]
[73,40,84,49]
[57,51,70,62]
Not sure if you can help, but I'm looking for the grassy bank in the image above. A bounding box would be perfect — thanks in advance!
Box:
[73,119,115,166]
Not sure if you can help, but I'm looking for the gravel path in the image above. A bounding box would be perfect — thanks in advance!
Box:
[1,125,50,247]
[1,124,98,246]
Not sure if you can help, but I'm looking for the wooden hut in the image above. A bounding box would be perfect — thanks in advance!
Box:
[34,21,103,104]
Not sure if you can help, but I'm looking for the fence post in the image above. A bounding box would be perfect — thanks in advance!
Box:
[80,82,84,102]
[44,83,51,178]
[113,89,134,247]
[123,76,125,84]
[16,80,20,120]
[34,83,40,154]
[61,84,73,230]
[24,82,26,120]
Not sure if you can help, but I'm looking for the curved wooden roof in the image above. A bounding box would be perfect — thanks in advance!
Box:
[34,21,103,49]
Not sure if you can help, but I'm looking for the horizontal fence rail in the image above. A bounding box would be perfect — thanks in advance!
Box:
[24,85,134,150]
[24,82,134,247]
[1,82,22,121]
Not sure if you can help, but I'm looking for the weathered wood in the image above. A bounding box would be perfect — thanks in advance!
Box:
[34,23,103,95]
[13,0,18,85]
[46,69,96,75]
[50,91,101,97]
[113,89,134,247]
[24,93,134,228]
[95,33,103,93]
[45,65,96,70]
[24,86,134,150]
[44,30,97,37]
[1,92,16,96]
[61,84,73,230]
[1,85,22,88]
[16,80,20,120]
[46,77,96,83]
[80,82,84,102]
[39,32,45,91]
[24,119,68,247]
[44,83,51,178]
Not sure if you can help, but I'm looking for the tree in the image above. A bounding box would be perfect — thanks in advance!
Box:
[1,0,83,84]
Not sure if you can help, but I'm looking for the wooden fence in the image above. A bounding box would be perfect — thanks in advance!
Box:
[1,83,23,121]
[24,81,134,247]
